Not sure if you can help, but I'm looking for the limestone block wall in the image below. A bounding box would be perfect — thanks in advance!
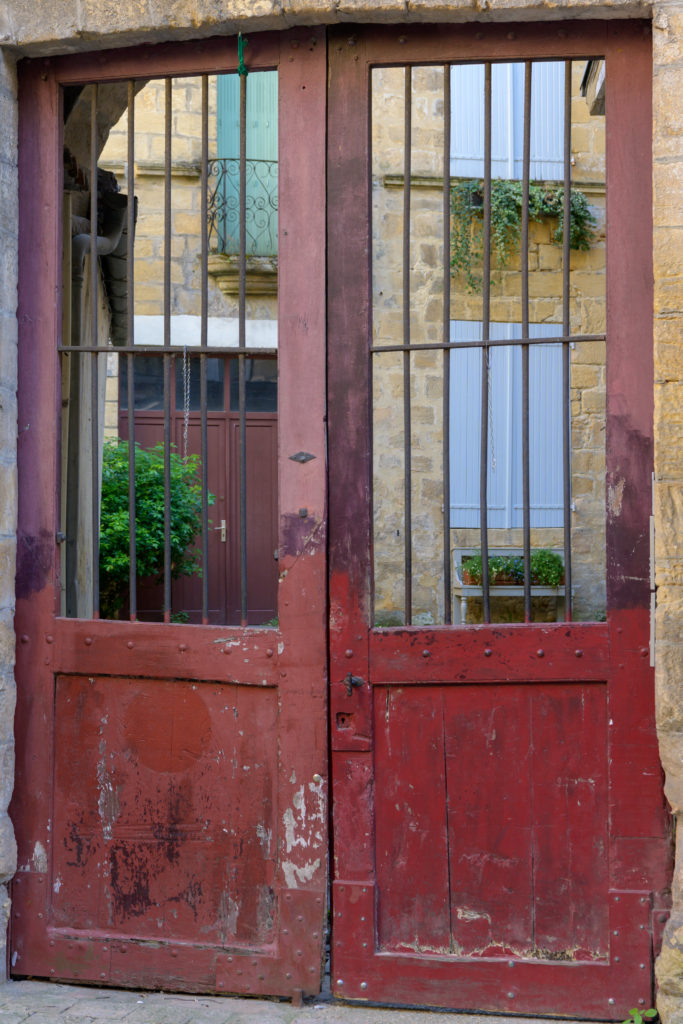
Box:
[371,61,607,625]
[102,77,220,320]
[653,7,683,1023]
[0,48,17,982]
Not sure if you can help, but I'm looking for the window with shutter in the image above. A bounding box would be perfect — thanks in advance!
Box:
[450,62,565,180]
[215,70,278,255]
[449,320,563,529]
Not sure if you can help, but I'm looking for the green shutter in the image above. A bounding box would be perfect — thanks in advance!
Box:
[215,70,278,256]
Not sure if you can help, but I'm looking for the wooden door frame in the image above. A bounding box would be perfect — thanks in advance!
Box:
[327,20,669,1017]
[13,29,328,997]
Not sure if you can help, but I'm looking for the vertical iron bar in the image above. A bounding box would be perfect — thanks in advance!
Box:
[127,79,137,622]
[521,61,532,622]
[442,65,452,626]
[239,68,248,625]
[200,74,210,624]
[562,60,573,621]
[90,85,100,618]
[480,63,492,623]
[163,77,172,623]
[403,66,413,626]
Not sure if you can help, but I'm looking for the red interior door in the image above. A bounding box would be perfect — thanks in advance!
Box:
[12,29,327,997]
[327,21,670,1018]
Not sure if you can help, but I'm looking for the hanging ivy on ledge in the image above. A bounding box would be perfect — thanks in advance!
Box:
[450,178,597,292]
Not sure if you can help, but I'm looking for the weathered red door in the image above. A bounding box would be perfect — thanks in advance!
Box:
[327,21,671,1018]
[12,30,327,997]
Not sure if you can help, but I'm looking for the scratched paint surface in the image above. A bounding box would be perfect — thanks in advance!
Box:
[374,682,608,959]
[53,675,277,946]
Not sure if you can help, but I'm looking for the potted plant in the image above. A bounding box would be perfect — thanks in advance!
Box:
[529,548,565,586]
[460,549,563,587]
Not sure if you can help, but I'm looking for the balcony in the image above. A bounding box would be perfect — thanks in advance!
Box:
[207,157,278,258]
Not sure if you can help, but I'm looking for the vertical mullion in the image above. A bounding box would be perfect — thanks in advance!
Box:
[163,77,172,623]
[403,66,413,626]
[90,85,100,618]
[126,79,137,622]
[239,69,248,626]
[562,60,573,621]
[480,63,492,623]
[521,61,532,622]
[442,66,452,626]
[200,74,210,624]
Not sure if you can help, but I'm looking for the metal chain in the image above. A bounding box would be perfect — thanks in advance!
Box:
[182,345,190,461]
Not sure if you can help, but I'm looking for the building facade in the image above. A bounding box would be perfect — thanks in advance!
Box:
[0,2,682,1020]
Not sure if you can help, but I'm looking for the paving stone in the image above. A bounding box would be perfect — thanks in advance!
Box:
[0,984,605,1024]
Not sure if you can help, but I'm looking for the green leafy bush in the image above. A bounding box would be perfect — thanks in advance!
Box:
[451,178,597,292]
[99,439,212,619]
[461,549,564,587]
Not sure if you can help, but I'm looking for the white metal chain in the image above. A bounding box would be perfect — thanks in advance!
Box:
[182,345,190,461]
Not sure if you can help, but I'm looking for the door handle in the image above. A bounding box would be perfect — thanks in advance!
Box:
[344,673,364,697]
[215,519,226,542]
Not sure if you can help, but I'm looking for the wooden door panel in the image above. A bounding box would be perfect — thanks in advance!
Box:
[374,682,609,960]
[228,416,278,625]
[52,674,277,945]
[173,417,229,623]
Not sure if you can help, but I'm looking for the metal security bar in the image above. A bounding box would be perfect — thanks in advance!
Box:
[371,59,606,627]
[59,63,279,625]
[521,60,532,623]
[126,79,137,621]
[402,66,413,623]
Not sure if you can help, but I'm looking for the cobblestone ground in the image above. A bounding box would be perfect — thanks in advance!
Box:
[0,982,585,1024]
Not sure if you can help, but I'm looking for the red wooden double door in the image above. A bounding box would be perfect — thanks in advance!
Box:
[11,20,670,1018]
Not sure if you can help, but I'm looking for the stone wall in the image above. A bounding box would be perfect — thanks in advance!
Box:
[653,7,683,1023]
[0,47,17,982]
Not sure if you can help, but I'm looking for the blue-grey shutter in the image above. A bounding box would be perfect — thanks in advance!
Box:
[509,324,564,527]
[449,321,563,529]
[449,321,516,529]
[216,71,278,255]
[529,62,565,180]
[450,62,564,181]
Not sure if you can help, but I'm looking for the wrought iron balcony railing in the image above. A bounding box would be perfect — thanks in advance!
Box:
[208,157,278,258]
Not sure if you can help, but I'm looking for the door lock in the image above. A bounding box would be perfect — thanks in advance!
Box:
[344,673,364,697]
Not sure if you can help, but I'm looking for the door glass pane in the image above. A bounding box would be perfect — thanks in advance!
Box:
[229,357,277,412]
[60,71,279,625]
[119,355,164,410]
[371,60,607,626]
[174,356,225,411]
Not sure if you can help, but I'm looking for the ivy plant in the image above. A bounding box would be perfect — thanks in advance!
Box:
[99,439,213,619]
[450,178,597,292]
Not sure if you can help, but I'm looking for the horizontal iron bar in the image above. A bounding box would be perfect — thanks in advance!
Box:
[58,345,277,356]
[370,334,605,354]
